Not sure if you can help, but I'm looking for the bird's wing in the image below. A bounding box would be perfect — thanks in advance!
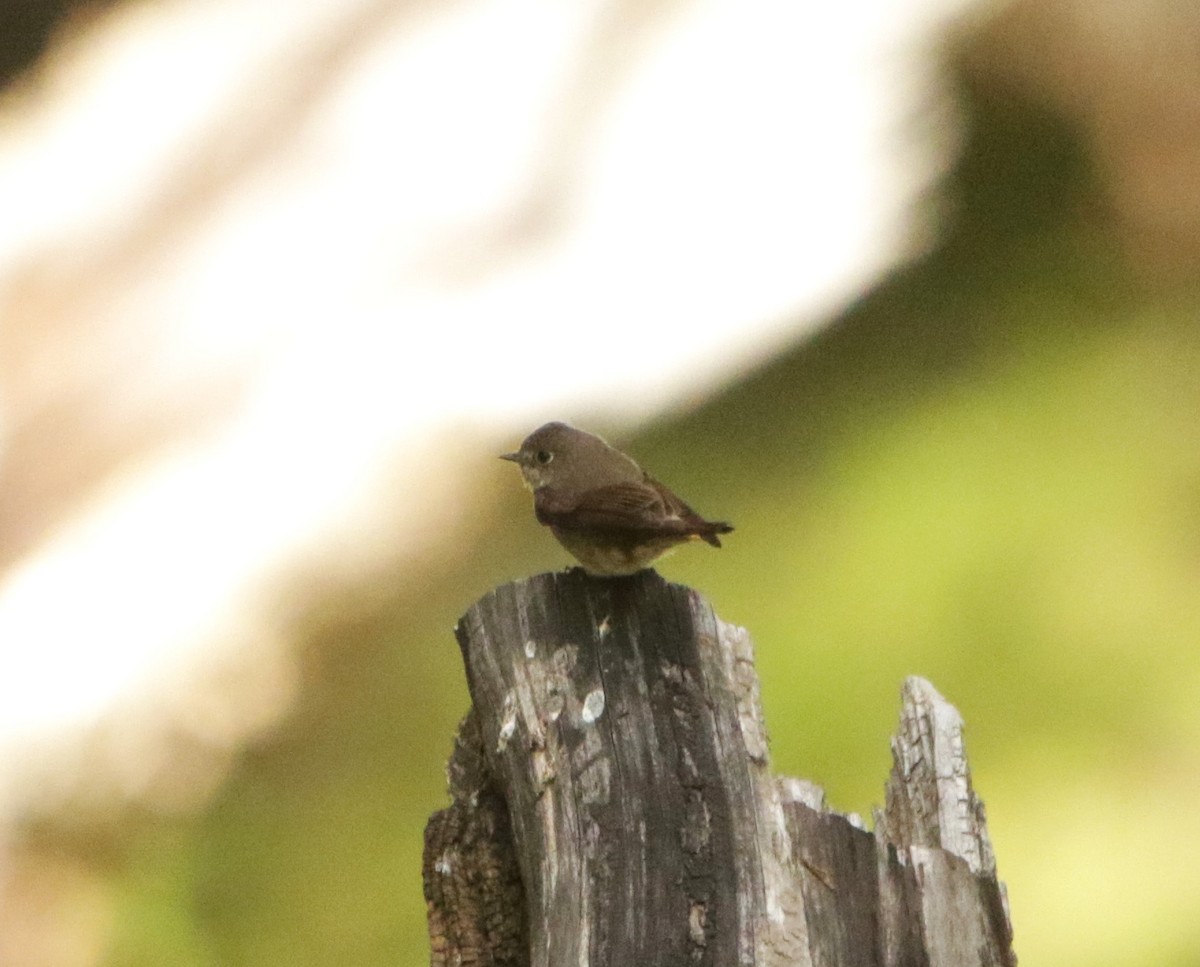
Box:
[535,481,678,534]
[646,476,734,547]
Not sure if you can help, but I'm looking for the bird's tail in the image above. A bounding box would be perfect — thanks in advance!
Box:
[699,521,734,548]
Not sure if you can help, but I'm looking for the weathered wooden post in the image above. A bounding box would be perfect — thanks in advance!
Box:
[424,569,1015,966]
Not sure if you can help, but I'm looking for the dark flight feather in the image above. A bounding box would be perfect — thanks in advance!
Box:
[535,476,733,547]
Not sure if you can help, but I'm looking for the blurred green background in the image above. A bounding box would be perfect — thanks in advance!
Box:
[6,3,1200,967]
[100,74,1200,967]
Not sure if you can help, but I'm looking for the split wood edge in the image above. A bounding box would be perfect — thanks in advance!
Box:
[424,569,1016,966]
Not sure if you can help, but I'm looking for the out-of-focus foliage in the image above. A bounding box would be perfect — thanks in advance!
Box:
[8,11,1200,967]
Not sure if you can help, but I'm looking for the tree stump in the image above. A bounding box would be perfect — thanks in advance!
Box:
[423,569,1015,966]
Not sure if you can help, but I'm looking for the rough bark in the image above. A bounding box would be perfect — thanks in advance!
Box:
[424,569,1015,967]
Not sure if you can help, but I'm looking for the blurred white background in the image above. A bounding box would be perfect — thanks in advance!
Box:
[0,0,967,803]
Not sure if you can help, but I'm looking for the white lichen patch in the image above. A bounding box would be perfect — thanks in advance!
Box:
[688,900,708,946]
[498,692,519,751]
[581,688,606,724]
[525,639,537,658]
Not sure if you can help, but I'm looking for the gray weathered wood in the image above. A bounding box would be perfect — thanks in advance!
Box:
[424,570,1015,967]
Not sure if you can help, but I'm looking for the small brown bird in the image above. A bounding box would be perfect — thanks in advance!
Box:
[501,421,733,576]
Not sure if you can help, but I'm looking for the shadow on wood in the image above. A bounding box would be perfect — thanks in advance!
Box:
[423,569,1015,966]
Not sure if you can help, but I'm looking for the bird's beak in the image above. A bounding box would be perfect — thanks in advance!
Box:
[499,451,521,463]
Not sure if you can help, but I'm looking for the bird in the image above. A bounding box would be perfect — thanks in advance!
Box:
[500,421,733,576]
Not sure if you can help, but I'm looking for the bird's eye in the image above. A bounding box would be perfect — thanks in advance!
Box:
[534,450,554,465]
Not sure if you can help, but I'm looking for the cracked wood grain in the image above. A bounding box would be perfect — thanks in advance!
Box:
[424,571,1016,967]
